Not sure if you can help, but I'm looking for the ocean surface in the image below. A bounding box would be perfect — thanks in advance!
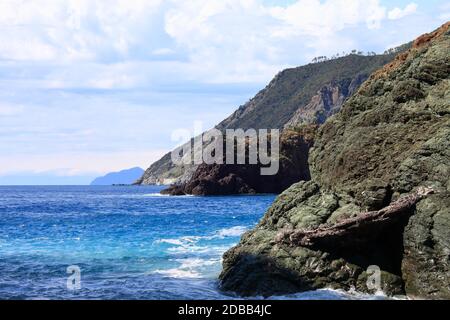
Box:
[0,186,382,300]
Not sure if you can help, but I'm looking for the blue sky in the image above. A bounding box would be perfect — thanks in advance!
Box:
[0,0,448,185]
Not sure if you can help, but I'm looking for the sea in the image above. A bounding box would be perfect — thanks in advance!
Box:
[0,185,385,300]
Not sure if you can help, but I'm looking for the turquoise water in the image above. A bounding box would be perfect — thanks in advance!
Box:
[0,186,368,300]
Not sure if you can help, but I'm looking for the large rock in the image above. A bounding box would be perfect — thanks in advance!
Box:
[161,126,316,195]
[220,181,406,296]
[220,22,450,299]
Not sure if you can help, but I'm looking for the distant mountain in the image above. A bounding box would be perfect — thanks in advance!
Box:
[90,167,144,186]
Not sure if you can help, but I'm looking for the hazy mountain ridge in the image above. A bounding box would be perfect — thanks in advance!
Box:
[91,167,144,186]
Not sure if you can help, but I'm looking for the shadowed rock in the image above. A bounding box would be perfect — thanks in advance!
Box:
[276,187,434,248]
[161,127,316,195]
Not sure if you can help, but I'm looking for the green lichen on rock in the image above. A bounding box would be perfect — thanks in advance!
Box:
[220,180,406,297]
[220,22,450,299]
[402,193,450,298]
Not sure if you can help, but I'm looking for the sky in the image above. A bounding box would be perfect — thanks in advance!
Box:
[0,0,448,185]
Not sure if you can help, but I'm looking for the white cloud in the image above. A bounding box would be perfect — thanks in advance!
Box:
[388,3,418,20]
[269,0,387,35]
[152,48,176,55]
[0,0,429,85]
[438,2,450,21]
[0,0,163,62]
[439,12,450,20]
[0,103,24,116]
[161,0,396,83]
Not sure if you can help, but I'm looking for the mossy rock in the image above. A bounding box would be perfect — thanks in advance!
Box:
[220,23,450,299]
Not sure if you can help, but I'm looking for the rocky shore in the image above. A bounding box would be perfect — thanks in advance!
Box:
[219,22,450,299]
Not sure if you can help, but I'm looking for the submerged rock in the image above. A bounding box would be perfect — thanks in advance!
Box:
[220,22,450,299]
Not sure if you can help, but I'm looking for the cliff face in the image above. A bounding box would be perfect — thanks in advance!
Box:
[220,22,450,299]
[161,126,317,196]
[284,75,366,127]
[139,53,403,186]
[135,145,197,185]
[215,55,395,130]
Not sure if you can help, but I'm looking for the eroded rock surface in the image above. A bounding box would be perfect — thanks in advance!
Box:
[220,22,450,299]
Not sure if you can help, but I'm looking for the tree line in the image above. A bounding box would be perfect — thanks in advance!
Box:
[310,44,409,64]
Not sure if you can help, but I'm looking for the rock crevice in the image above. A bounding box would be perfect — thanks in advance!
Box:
[276,187,433,249]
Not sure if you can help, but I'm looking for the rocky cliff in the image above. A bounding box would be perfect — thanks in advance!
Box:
[134,146,197,185]
[284,75,367,127]
[138,53,404,186]
[161,126,317,195]
[220,22,450,299]
[162,74,370,195]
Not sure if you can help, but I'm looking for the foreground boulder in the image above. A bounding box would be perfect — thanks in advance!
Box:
[220,22,450,299]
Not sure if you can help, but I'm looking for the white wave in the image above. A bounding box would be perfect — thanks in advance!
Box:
[154,225,249,258]
[155,236,201,245]
[142,193,171,197]
[154,225,248,247]
[177,258,219,268]
[267,288,399,300]
[152,258,220,279]
[167,245,229,255]
[154,238,184,245]
[155,235,227,255]
[142,193,195,198]
[153,268,201,278]
[215,226,248,237]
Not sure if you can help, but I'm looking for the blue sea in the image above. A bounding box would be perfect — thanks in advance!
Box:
[0,186,380,300]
